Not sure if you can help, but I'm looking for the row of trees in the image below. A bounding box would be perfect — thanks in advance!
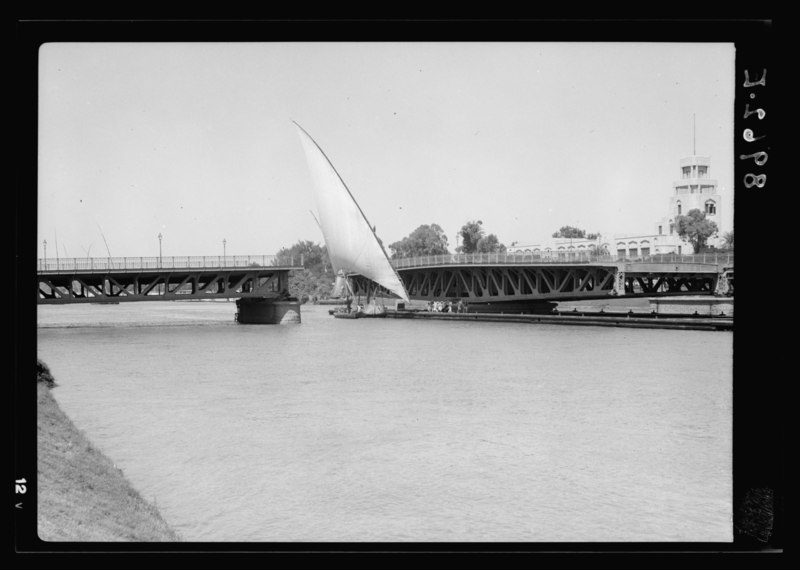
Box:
[388,219,506,259]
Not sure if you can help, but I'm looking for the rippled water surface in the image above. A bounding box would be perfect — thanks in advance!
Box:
[37,301,732,542]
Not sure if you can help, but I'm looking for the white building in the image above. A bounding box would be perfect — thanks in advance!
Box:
[506,236,610,258]
[614,153,723,256]
[507,152,725,259]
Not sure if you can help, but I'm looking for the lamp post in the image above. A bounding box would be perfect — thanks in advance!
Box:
[223,238,227,265]
[158,233,163,268]
[43,239,47,260]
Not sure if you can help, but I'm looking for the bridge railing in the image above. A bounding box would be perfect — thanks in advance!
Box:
[621,252,733,265]
[390,252,734,268]
[38,255,303,272]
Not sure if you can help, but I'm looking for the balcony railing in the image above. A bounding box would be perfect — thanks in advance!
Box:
[38,255,304,273]
[390,252,734,269]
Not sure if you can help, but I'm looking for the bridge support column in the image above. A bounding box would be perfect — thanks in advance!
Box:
[235,297,301,324]
[714,270,731,296]
[614,270,626,296]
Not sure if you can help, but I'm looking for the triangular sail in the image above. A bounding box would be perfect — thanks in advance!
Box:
[294,122,410,303]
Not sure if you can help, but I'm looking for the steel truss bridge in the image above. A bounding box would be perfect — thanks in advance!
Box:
[37,252,734,309]
[349,252,734,305]
[37,255,304,304]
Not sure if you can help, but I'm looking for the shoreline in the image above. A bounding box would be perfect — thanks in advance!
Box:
[37,361,181,542]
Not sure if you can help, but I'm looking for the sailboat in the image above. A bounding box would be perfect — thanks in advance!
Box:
[293,121,410,318]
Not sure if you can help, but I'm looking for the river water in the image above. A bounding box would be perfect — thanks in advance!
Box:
[36,301,732,543]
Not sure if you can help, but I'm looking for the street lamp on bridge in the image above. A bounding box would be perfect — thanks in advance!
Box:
[158,232,162,267]
[223,238,227,262]
[43,239,47,260]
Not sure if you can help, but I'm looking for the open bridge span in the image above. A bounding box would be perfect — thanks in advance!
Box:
[348,252,733,311]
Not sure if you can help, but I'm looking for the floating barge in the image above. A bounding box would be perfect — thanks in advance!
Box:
[384,309,732,331]
[648,295,733,317]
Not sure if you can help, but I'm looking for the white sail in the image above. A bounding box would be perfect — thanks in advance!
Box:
[294,122,410,303]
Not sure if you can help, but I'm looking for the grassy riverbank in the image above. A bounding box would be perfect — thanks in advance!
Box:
[37,361,181,542]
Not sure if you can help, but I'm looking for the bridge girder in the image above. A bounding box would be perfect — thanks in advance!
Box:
[348,264,724,304]
[399,265,619,302]
[38,268,291,304]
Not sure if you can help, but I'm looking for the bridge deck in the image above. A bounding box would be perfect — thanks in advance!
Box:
[354,253,734,304]
[37,255,303,304]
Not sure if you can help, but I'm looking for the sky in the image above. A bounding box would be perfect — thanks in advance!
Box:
[37,42,735,259]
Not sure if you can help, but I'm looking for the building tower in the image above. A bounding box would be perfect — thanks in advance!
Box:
[656,119,722,250]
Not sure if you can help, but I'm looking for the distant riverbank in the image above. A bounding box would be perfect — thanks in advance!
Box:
[37,360,181,542]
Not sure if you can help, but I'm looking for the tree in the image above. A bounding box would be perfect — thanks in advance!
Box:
[721,230,734,250]
[457,220,505,253]
[551,226,599,240]
[275,240,336,302]
[476,234,506,253]
[287,268,334,303]
[675,209,719,253]
[457,220,484,253]
[276,240,330,274]
[552,226,585,239]
[388,223,450,259]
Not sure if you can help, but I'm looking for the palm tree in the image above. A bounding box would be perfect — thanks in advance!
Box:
[721,230,734,250]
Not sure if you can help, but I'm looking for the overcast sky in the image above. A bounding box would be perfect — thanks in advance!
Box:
[38,42,735,259]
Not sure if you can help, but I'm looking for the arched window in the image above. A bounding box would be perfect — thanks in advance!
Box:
[705,200,717,215]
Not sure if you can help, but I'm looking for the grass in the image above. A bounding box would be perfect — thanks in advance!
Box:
[37,360,182,542]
